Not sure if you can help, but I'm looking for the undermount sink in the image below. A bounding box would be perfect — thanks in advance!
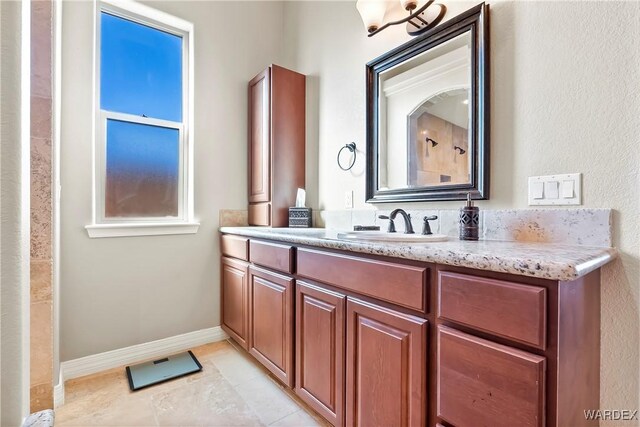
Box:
[337,231,449,242]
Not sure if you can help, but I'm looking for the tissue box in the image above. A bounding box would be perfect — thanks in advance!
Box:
[288,207,312,228]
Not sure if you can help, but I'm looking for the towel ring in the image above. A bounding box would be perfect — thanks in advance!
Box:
[337,142,357,171]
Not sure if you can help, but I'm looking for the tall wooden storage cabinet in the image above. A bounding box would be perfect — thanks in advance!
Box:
[248,65,305,227]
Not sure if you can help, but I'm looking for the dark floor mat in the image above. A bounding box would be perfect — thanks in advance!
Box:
[125,350,202,391]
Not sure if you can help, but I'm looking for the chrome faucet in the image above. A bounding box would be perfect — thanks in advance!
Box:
[378,209,414,234]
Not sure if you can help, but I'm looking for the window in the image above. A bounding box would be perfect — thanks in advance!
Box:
[86,0,197,238]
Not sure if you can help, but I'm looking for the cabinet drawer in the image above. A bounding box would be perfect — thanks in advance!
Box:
[221,235,249,261]
[250,240,294,274]
[438,271,547,349]
[249,203,270,226]
[297,248,428,313]
[437,326,545,427]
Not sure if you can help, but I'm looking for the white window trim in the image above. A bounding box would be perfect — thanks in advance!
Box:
[87,0,197,238]
[85,222,200,238]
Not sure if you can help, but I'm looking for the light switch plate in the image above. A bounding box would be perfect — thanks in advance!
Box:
[528,173,582,206]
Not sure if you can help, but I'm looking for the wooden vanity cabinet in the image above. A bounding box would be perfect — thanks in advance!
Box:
[437,326,546,427]
[248,68,270,206]
[221,236,297,388]
[346,298,428,427]
[295,275,427,427]
[248,65,305,227]
[434,267,601,427]
[296,281,346,427]
[219,234,602,427]
[248,265,295,387]
[220,257,249,350]
[296,247,429,426]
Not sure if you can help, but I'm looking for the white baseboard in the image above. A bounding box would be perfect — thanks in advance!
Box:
[56,326,228,407]
[53,371,64,409]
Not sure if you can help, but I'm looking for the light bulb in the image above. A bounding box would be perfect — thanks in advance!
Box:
[356,0,388,33]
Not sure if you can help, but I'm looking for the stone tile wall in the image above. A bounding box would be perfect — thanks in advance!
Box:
[30,0,54,411]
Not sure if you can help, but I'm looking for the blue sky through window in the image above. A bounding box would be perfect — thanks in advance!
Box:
[101,12,183,122]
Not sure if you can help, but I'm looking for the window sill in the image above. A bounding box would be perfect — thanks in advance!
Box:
[85,222,200,238]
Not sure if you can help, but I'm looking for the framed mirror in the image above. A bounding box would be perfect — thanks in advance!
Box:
[366,3,489,203]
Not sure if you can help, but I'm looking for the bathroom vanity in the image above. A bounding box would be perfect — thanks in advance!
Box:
[218,227,615,427]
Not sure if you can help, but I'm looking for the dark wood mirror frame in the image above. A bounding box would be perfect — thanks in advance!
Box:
[365,3,489,203]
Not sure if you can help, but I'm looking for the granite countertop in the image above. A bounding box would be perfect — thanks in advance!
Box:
[219,227,617,281]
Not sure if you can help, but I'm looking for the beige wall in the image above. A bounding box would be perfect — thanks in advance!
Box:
[60,1,284,361]
[282,0,640,418]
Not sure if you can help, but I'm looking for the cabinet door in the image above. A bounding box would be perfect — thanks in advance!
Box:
[249,265,294,386]
[248,68,271,204]
[221,257,249,349]
[437,326,546,427]
[346,298,427,427]
[296,281,346,427]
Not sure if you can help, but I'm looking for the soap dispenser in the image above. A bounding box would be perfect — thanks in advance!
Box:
[459,193,479,240]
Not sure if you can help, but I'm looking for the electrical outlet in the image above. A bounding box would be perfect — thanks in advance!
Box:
[344,190,354,209]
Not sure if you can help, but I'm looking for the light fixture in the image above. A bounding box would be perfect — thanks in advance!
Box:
[357,0,446,37]
[356,0,388,34]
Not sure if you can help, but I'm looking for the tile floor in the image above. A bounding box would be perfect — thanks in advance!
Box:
[55,340,329,426]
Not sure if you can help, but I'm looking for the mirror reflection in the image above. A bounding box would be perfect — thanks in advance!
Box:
[378,32,471,191]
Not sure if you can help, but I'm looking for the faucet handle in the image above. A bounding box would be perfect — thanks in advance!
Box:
[378,215,396,233]
[422,215,438,235]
